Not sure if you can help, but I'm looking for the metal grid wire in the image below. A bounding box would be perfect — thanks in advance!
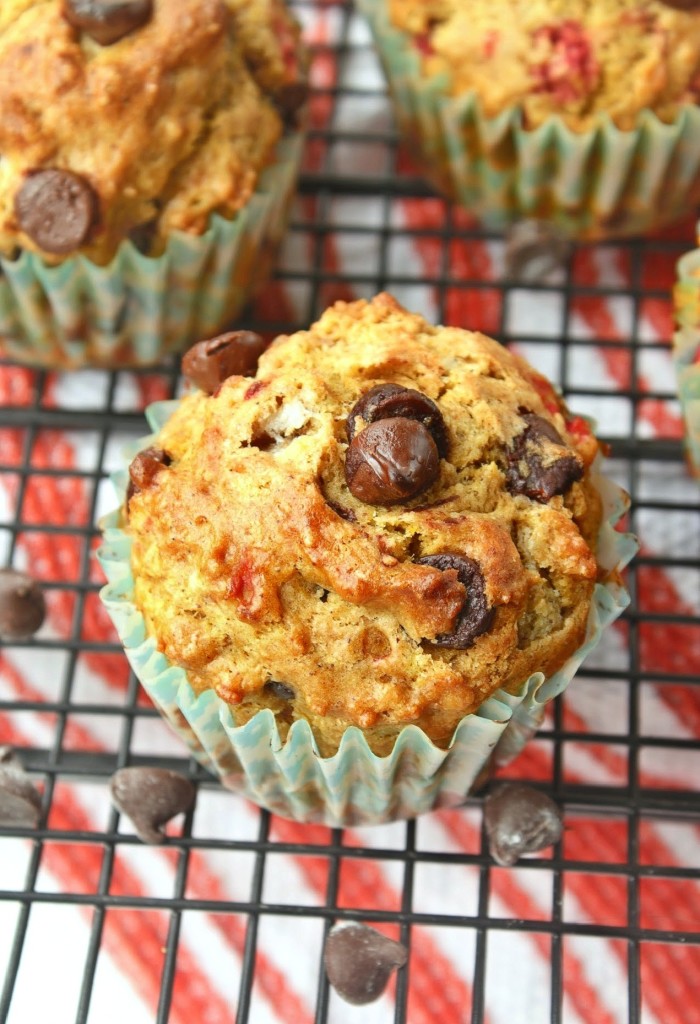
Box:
[1,2,699,1022]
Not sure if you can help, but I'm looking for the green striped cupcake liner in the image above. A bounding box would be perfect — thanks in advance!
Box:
[673,244,700,477]
[98,399,636,826]
[0,133,304,369]
[357,0,700,240]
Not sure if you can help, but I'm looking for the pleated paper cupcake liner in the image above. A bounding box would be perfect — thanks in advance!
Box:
[97,399,636,826]
[0,133,304,369]
[673,244,700,476]
[357,0,700,240]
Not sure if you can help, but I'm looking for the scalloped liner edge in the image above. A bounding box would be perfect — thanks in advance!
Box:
[98,402,636,826]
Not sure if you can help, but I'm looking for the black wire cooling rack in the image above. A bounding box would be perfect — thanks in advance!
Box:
[1,3,700,1023]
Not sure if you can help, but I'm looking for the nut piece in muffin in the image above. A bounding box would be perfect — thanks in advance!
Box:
[389,0,700,131]
[0,0,306,263]
[126,294,604,757]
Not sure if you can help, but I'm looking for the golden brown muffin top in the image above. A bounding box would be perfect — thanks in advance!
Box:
[126,295,604,754]
[0,0,306,263]
[388,0,700,131]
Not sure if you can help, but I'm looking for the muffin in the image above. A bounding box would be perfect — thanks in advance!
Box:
[99,295,635,825]
[357,0,700,239]
[673,240,700,476]
[0,0,307,367]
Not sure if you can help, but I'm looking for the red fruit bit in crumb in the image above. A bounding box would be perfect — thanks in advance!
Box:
[525,371,561,416]
[415,31,434,56]
[565,415,593,441]
[414,18,441,57]
[227,557,257,603]
[483,30,499,59]
[244,379,268,400]
[531,20,599,103]
[271,0,298,76]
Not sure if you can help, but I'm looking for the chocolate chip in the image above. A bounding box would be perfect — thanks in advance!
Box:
[127,218,158,255]
[264,680,295,701]
[506,413,583,503]
[345,418,439,506]
[0,569,46,640]
[274,80,309,127]
[416,553,494,648]
[126,446,171,504]
[0,752,42,828]
[63,0,153,46]
[326,499,357,523]
[182,331,267,394]
[504,220,571,283]
[347,383,448,457]
[324,923,408,1006]
[15,169,98,255]
[110,766,196,844]
[484,783,563,866]
[657,0,700,8]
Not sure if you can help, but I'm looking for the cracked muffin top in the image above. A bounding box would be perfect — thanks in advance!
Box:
[0,0,306,264]
[388,0,700,131]
[126,294,604,757]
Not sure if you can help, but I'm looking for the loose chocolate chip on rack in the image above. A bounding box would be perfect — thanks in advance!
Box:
[15,169,98,255]
[504,220,571,283]
[110,766,196,844]
[0,569,46,640]
[324,922,408,1006]
[347,383,448,457]
[63,0,153,46]
[506,413,583,503]
[0,748,42,828]
[126,447,171,504]
[264,680,295,701]
[182,331,267,394]
[417,553,494,649]
[345,418,439,506]
[484,783,563,866]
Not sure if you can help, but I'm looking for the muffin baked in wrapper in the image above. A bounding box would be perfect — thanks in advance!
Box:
[98,398,635,827]
[0,133,303,370]
[357,0,700,240]
[673,244,700,477]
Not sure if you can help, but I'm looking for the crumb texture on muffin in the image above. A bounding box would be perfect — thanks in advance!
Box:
[388,0,700,130]
[128,294,603,756]
[0,0,305,263]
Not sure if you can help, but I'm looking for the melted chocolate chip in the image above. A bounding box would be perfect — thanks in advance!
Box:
[506,413,583,503]
[417,553,494,649]
[0,569,46,640]
[347,383,448,457]
[63,0,153,45]
[484,783,563,866]
[264,680,295,701]
[0,750,42,828]
[326,499,357,523]
[110,767,196,844]
[182,331,267,394]
[126,447,171,504]
[15,169,98,255]
[324,923,408,1006]
[345,418,440,506]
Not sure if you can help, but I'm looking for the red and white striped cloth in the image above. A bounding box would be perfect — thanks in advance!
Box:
[2,4,700,1022]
